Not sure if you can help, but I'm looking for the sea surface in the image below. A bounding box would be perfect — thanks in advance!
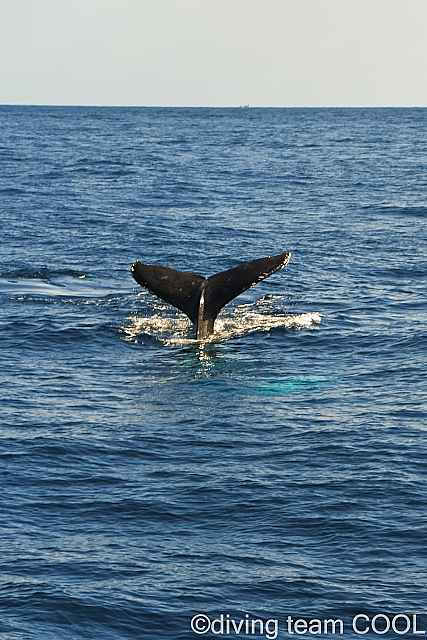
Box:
[0,106,426,639]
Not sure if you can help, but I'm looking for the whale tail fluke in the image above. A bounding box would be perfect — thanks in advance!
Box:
[131,252,291,339]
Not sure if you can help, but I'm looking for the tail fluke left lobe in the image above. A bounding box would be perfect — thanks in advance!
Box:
[131,261,205,324]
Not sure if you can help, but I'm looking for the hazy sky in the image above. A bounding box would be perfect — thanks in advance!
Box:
[1,0,426,106]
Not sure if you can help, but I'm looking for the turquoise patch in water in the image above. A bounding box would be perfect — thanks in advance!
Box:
[257,375,338,394]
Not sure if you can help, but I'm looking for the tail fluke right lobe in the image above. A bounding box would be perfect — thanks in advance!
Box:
[203,252,291,321]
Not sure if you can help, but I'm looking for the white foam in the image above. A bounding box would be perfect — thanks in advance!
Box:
[123,298,322,345]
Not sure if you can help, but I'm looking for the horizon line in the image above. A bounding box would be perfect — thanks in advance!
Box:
[1,103,426,109]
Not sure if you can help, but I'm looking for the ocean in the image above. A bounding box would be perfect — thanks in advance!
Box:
[0,106,426,639]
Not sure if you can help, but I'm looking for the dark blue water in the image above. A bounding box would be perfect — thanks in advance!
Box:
[1,106,426,639]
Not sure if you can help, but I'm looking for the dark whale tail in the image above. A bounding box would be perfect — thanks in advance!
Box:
[131,252,291,339]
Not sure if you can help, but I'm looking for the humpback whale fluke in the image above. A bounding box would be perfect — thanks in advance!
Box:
[131,252,291,340]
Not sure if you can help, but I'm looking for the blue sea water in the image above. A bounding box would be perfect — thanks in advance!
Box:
[0,106,426,640]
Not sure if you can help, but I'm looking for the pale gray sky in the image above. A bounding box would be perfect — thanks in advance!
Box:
[1,0,426,106]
